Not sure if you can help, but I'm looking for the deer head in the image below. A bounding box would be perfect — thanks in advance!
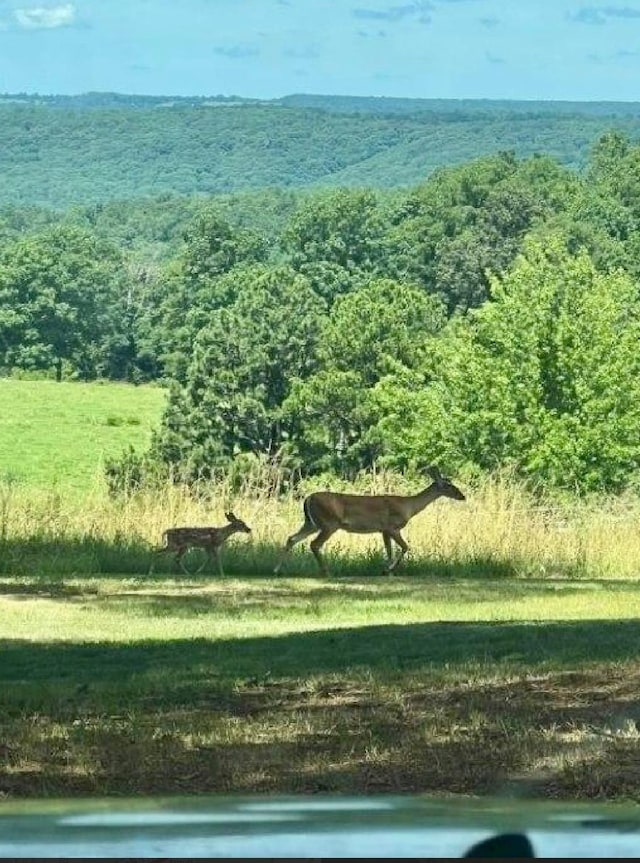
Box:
[426,465,466,501]
[225,511,252,533]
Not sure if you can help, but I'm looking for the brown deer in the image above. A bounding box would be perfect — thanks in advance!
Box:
[154,511,251,575]
[274,466,465,576]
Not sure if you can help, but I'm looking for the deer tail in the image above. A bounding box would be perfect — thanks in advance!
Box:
[303,496,318,529]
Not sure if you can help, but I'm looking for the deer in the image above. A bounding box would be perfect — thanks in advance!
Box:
[153,511,251,576]
[274,466,465,576]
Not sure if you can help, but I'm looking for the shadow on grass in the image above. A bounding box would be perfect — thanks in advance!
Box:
[2,619,640,684]
[2,620,640,799]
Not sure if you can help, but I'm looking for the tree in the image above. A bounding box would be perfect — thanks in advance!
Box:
[552,132,640,281]
[181,206,267,281]
[374,235,640,492]
[383,153,576,312]
[283,279,446,474]
[149,265,326,481]
[0,225,123,380]
[281,189,386,302]
[139,208,268,380]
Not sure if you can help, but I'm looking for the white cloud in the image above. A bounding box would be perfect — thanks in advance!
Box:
[14,3,75,30]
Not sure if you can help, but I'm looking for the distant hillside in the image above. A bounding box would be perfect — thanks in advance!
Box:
[5,91,640,117]
[0,91,259,109]
[278,93,640,117]
[2,93,640,208]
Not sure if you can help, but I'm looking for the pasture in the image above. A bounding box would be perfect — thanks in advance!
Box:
[1,379,640,801]
[0,379,166,491]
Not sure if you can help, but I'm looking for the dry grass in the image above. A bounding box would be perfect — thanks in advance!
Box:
[2,471,640,580]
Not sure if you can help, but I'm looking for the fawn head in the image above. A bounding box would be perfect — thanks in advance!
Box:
[224,511,252,533]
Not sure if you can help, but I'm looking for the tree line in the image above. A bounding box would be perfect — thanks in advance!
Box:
[2,132,640,493]
[3,99,640,208]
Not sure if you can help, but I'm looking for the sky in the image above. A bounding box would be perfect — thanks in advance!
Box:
[1,0,640,101]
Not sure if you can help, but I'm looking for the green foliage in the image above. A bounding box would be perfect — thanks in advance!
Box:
[139,209,268,380]
[0,204,58,247]
[375,236,640,492]
[0,225,125,380]
[3,100,640,209]
[5,116,640,495]
[96,137,640,493]
[384,152,578,311]
[148,266,326,481]
[282,189,386,296]
[181,206,268,281]
[284,279,445,473]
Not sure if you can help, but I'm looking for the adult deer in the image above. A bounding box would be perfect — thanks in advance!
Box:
[154,511,251,575]
[274,466,465,576]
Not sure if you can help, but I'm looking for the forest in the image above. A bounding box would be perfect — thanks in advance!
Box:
[2,106,640,496]
[3,95,640,207]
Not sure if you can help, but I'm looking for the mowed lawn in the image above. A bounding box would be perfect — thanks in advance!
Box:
[0,379,166,491]
[2,570,640,800]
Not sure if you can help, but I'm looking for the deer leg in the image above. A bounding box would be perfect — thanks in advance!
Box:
[310,528,336,576]
[175,546,189,574]
[388,530,409,572]
[382,532,394,573]
[188,547,208,575]
[212,546,224,578]
[273,520,316,574]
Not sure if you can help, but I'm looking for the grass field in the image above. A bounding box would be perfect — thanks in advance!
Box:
[2,379,640,802]
[3,480,640,802]
[0,379,166,491]
[2,569,640,800]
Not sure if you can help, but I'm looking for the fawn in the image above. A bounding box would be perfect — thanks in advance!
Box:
[153,511,251,575]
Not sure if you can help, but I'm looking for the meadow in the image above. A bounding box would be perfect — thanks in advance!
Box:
[1,380,640,801]
[0,379,166,491]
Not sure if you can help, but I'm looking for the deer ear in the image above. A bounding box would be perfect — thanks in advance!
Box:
[224,511,233,521]
[427,465,442,481]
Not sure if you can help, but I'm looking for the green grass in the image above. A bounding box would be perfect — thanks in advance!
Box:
[2,568,640,800]
[0,380,166,491]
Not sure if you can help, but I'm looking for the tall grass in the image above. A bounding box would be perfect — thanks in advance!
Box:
[2,468,640,579]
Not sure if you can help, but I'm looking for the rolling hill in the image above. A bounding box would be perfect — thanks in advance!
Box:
[2,93,640,208]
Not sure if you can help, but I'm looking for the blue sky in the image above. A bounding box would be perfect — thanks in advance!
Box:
[1,0,640,100]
